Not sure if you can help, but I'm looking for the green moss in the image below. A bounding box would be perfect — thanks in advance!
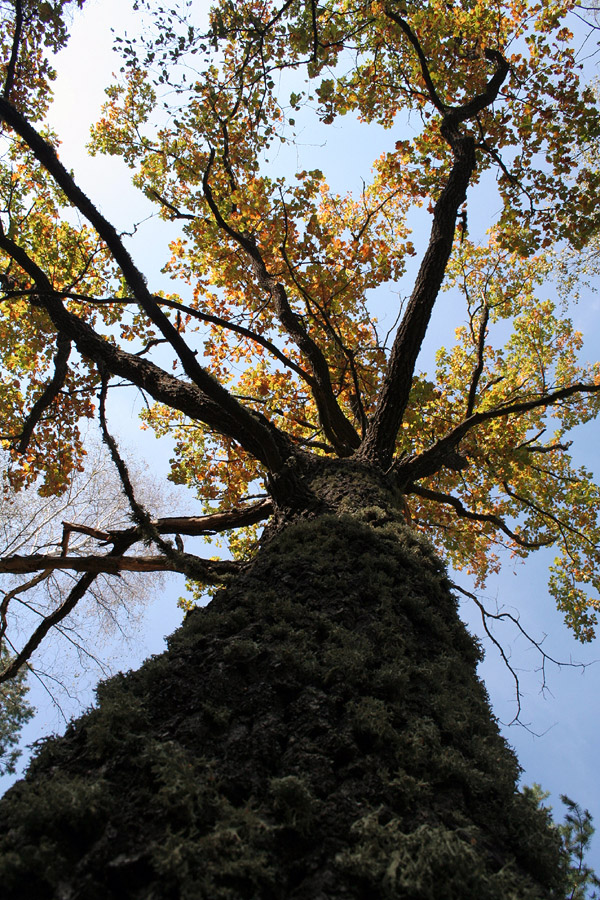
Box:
[348,696,397,750]
[0,773,111,895]
[270,775,318,834]
[336,815,553,899]
[0,473,570,899]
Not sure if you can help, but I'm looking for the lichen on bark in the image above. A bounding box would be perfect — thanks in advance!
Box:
[0,466,569,898]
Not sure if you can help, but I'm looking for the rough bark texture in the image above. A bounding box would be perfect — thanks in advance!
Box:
[0,463,567,899]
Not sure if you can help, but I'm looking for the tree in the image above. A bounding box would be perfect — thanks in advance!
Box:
[0,644,32,777]
[0,0,599,896]
[0,437,178,713]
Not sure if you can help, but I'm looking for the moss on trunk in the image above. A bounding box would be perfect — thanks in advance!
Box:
[0,472,568,898]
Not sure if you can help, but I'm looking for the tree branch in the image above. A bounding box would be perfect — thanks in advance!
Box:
[452,581,587,728]
[0,553,240,577]
[0,97,288,474]
[203,149,360,455]
[16,331,71,453]
[97,370,245,582]
[466,304,489,417]
[279,233,369,436]
[523,441,572,454]
[383,6,447,112]
[358,133,476,465]
[0,573,97,684]
[3,0,23,101]
[408,483,552,548]
[501,480,595,549]
[156,294,312,383]
[61,500,273,553]
[395,381,600,483]
[358,47,509,467]
[1,570,52,642]
[445,49,510,128]
[3,286,313,385]
[0,224,291,474]
[454,581,526,726]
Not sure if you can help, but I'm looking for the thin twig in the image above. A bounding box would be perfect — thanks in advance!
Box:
[452,582,591,729]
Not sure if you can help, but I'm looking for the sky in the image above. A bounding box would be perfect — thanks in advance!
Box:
[2,0,600,877]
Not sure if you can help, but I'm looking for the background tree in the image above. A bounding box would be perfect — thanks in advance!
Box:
[1,1,600,897]
[0,644,32,776]
[0,439,179,714]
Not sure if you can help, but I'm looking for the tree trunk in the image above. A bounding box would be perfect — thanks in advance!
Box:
[0,461,567,899]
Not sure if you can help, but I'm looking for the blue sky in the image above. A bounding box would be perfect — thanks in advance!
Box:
[2,0,600,875]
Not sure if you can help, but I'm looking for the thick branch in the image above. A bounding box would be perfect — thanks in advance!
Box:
[62,499,273,555]
[0,554,240,577]
[16,331,71,452]
[358,134,476,465]
[4,286,312,385]
[0,98,287,473]
[523,441,572,454]
[3,0,23,101]
[445,50,510,128]
[0,226,290,473]
[382,11,508,124]
[358,48,508,467]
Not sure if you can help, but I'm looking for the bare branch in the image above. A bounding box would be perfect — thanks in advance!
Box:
[452,581,588,728]
[61,522,111,551]
[148,188,198,220]
[0,553,239,577]
[454,581,526,725]
[1,570,52,642]
[0,573,97,684]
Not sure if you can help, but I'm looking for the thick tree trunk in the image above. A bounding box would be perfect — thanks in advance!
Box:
[0,462,567,899]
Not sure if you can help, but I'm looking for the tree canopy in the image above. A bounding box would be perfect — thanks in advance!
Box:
[1,0,600,683]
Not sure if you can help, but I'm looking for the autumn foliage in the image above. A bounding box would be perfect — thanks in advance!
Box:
[1,0,600,669]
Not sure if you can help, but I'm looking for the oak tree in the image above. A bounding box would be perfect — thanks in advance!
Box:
[0,1,600,897]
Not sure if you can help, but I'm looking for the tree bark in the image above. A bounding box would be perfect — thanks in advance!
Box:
[0,460,567,899]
